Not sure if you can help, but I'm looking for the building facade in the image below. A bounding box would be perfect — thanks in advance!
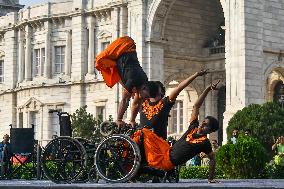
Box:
[0,0,283,145]
[0,0,23,16]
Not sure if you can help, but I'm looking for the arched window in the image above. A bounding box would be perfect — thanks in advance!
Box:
[273,81,284,107]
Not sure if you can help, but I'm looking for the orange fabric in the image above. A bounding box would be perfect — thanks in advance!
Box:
[132,128,174,171]
[95,36,136,88]
[186,127,207,144]
[142,99,164,120]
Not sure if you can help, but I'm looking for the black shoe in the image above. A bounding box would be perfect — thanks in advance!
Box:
[152,176,161,183]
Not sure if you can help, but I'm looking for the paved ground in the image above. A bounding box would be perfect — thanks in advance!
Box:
[0,179,283,189]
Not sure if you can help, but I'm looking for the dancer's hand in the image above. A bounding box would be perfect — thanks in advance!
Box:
[196,69,209,76]
[116,119,125,128]
[129,120,137,127]
[210,80,221,90]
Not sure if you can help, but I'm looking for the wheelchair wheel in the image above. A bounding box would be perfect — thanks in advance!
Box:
[99,121,116,137]
[41,137,87,184]
[95,134,141,183]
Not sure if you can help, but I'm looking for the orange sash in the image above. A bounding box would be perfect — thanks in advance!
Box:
[95,36,136,88]
[132,128,174,171]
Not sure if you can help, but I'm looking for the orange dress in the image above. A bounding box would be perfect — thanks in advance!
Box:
[132,128,175,171]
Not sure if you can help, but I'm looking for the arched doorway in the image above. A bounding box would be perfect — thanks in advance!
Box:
[273,81,284,107]
[146,0,226,138]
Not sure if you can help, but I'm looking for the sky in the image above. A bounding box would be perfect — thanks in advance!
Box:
[20,0,50,7]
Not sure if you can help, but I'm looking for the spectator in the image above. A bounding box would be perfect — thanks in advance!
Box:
[230,128,239,144]
[272,136,284,166]
[244,129,252,136]
[200,152,210,166]
[0,134,12,176]
[211,139,219,152]
[187,155,201,166]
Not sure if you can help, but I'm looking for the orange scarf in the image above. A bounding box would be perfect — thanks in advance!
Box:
[186,128,207,144]
[95,36,136,88]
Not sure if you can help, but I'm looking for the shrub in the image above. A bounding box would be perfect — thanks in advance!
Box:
[179,166,225,179]
[216,136,268,178]
[263,163,284,179]
[70,105,104,143]
[227,102,284,156]
[11,163,36,179]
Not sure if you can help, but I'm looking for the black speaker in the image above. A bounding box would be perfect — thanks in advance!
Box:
[60,115,72,137]
[10,128,34,154]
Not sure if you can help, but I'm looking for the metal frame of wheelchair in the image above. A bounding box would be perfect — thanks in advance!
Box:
[41,121,179,183]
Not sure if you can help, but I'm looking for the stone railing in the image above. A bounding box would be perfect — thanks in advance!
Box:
[209,46,225,55]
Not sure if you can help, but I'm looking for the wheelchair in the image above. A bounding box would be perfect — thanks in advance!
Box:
[95,121,180,183]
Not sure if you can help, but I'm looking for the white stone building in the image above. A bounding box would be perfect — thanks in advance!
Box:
[0,0,283,145]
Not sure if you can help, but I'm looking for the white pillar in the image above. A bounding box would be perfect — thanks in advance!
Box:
[18,29,25,83]
[44,21,51,78]
[112,7,119,40]
[87,16,95,75]
[120,6,128,36]
[65,30,72,75]
[24,25,32,81]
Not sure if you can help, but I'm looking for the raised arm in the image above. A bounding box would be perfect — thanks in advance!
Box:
[168,70,208,102]
[272,137,280,151]
[191,80,221,119]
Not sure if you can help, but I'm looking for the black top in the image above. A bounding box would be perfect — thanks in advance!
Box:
[169,119,212,166]
[140,97,175,140]
[116,51,148,93]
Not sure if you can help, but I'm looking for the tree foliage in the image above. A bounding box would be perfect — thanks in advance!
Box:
[227,102,284,155]
[70,105,109,143]
[216,136,268,178]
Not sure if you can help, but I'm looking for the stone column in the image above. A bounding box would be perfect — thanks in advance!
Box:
[44,21,51,78]
[113,7,120,39]
[120,6,128,36]
[65,30,72,75]
[18,29,25,83]
[24,25,32,81]
[87,16,95,75]
[145,41,165,82]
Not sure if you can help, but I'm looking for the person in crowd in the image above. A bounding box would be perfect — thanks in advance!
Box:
[187,155,201,166]
[244,129,252,136]
[272,136,284,166]
[138,70,208,140]
[0,134,12,175]
[133,80,221,183]
[200,152,210,166]
[211,139,220,152]
[95,36,150,127]
[230,128,239,144]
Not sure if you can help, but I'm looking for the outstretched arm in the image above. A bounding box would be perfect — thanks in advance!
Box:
[191,80,221,120]
[168,70,208,102]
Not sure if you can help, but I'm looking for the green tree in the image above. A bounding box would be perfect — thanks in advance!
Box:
[70,105,102,142]
[227,102,284,156]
